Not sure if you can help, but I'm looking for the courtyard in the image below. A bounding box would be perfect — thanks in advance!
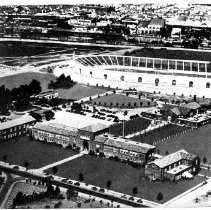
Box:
[46,155,205,204]
[156,124,211,164]
[0,135,78,169]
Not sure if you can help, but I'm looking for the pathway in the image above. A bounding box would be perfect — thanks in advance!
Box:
[162,177,211,207]
[32,152,85,172]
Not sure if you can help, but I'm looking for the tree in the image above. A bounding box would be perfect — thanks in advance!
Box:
[52,166,58,175]
[28,79,42,95]
[2,155,7,163]
[203,157,207,164]
[44,110,55,121]
[165,151,169,156]
[71,102,82,113]
[29,111,42,122]
[106,180,111,190]
[157,192,163,201]
[78,173,84,182]
[66,187,75,200]
[24,161,30,170]
[132,187,138,196]
[55,186,60,195]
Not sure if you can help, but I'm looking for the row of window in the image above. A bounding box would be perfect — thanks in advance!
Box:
[2,131,25,140]
[104,146,139,156]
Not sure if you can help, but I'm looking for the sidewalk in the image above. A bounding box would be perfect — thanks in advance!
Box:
[32,153,84,172]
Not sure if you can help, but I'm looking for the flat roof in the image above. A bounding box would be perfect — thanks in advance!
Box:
[50,111,114,129]
[167,164,190,175]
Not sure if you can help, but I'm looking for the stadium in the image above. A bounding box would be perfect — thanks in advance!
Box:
[64,54,211,97]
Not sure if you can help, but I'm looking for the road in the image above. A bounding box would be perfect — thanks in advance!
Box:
[0,164,149,208]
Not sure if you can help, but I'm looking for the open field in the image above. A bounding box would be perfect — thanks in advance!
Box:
[0,135,78,169]
[0,41,122,58]
[46,155,205,204]
[156,124,211,164]
[56,84,108,100]
[0,72,56,91]
[91,94,154,108]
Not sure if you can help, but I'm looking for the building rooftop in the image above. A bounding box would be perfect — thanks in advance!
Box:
[33,122,78,137]
[34,90,58,97]
[100,135,155,154]
[148,18,165,27]
[150,149,196,169]
[79,123,108,133]
[182,102,201,110]
[0,115,35,131]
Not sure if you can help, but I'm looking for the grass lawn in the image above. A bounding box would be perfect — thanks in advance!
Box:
[156,124,211,164]
[0,72,56,91]
[92,94,154,108]
[0,135,78,169]
[46,155,205,204]
[56,84,108,100]
[132,124,189,145]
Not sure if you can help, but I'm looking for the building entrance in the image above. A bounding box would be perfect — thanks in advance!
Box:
[83,140,89,150]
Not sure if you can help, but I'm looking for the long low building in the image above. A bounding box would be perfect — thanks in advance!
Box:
[92,135,155,164]
[0,115,36,141]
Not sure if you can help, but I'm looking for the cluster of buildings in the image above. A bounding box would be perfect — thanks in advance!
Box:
[1,3,211,45]
[0,108,200,181]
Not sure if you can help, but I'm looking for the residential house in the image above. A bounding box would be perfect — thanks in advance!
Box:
[148,18,165,33]
[145,149,199,181]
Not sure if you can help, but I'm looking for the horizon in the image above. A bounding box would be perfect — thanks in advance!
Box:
[0,0,211,6]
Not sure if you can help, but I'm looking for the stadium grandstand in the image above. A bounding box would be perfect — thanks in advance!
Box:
[65,54,211,97]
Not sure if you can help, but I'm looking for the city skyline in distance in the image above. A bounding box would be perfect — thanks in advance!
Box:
[1,0,211,6]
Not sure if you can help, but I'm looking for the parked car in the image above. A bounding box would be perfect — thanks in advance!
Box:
[91,186,98,191]
[62,178,68,183]
[68,180,73,184]
[121,194,127,199]
[99,188,105,193]
[137,199,143,203]
[129,197,135,201]
[74,182,80,186]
